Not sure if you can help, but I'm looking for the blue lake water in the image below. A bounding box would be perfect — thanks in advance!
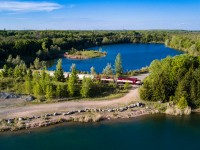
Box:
[0,114,200,150]
[48,44,183,73]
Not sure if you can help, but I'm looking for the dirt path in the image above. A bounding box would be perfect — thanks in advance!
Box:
[0,73,148,119]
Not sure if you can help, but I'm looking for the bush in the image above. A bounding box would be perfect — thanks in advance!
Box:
[177,97,188,109]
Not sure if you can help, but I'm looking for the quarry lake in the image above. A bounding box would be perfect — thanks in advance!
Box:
[0,44,189,150]
[48,44,183,72]
[1,114,200,150]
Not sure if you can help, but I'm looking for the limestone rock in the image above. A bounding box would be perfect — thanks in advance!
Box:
[165,105,191,116]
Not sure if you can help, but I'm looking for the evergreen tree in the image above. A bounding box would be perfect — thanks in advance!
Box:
[45,84,54,100]
[32,71,40,83]
[7,68,13,77]
[56,84,62,98]
[34,58,40,70]
[190,79,198,107]
[6,55,13,66]
[2,65,8,77]
[27,69,33,79]
[25,77,32,94]
[20,63,27,77]
[90,66,96,75]
[41,61,47,69]
[67,64,78,97]
[115,53,123,76]
[13,65,22,78]
[41,69,47,81]
[70,63,78,82]
[45,73,51,83]
[80,77,92,98]
[54,59,65,82]
[103,63,113,75]
[33,82,43,100]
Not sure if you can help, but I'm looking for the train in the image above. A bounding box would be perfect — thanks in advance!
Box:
[1,69,142,85]
[100,76,142,85]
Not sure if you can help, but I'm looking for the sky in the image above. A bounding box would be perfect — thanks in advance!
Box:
[0,0,199,30]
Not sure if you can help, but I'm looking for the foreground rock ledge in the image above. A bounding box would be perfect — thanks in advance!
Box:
[165,106,191,116]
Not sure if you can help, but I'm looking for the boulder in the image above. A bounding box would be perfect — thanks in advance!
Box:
[0,92,20,99]
[25,96,35,102]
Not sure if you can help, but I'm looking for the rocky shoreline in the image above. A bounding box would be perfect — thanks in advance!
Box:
[0,92,35,102]
[0,102,159,132]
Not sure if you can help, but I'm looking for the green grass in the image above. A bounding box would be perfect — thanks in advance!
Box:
[71,50,107,58]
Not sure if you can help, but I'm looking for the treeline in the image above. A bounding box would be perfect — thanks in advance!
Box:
[0,30,175,66]
[140,54,200,108]
[166,33,200,56]
[1,30,199,67]
[0,58,127,101]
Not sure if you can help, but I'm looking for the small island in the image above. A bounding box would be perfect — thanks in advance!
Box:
[64,50,107,60]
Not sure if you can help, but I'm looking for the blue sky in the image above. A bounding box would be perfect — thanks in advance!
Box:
[0,0,199,30]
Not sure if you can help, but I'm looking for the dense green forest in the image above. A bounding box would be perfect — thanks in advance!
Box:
[140,54,200,108]
[1,30,192,67]
[165,33,200,56]
[1,30,200,68]
[139,31,200,108]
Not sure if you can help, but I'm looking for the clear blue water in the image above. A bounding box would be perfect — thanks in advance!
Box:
[0,114,200,150]
[48,44,183,73]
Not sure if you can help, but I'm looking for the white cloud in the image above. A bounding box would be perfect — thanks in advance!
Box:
[0,1,62,12]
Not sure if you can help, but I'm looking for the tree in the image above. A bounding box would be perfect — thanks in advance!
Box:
[6,55,13,65]
[2,65,8,77]
[7,68,13,77]
[27,69,33,79]
[45,84,54,100]
[34,58,40,70]
[90,66,96,75]
[102,37,110,44]
[80,77,92,98]
[103,63,113,75]
[42,38,53,50]
[36,50,43,58]
[41,69,47,81]
[190,79,198,107]
[54,59,65,82]
[33,82,43,100]
[13,65,22,78]
[115,53,123,76]
[25,77,32,94]
[67,64,78,97]
[56,84,62,98]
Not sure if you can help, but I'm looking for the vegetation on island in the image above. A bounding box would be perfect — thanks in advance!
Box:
[65,49,107,59]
